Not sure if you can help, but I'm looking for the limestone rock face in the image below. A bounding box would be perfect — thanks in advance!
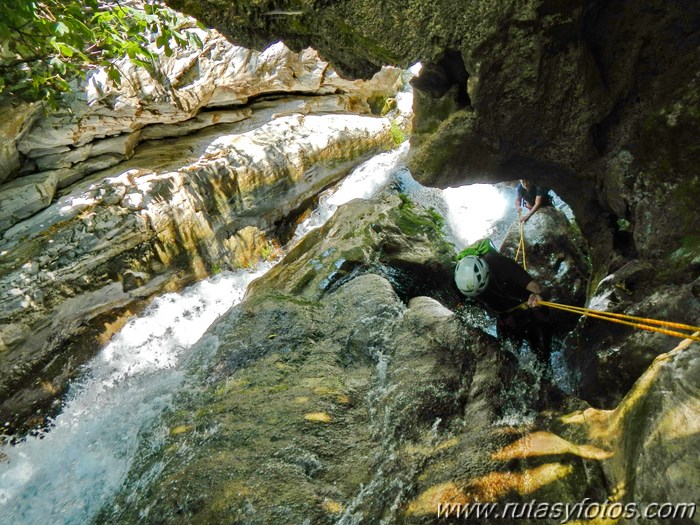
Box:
[0,102,39,185]
[1,2,697,519]
[620,342,699,507]
[0,29,404,233]
[0,26,411,432]
[557,339,700,517]
[171,0,700,340]
[247,193,459,305]
[567,260,700,407]
[0,107,400,432]
[11,34,399,171]
[0,172,58,231]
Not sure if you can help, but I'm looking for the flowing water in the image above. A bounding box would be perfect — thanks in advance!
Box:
[0,142,566,523]
[0,268,270,524]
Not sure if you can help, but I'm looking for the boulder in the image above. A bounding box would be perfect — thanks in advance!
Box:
[552,338,700,517]
[96,196,605,523]
[499,206,590,334]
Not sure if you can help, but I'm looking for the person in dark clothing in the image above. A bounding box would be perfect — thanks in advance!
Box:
[454,250,553,371]
[515,180,552,223]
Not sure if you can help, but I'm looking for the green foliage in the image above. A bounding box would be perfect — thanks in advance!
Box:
[261,241,274,261]
[395,194,449,242]
[427,207,445,230]
[398,192,414,209]
[398,195,446,234]
[0,0,203,106]
[389,120,407,145]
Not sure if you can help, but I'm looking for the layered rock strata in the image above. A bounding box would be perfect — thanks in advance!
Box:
[0,30,409,433]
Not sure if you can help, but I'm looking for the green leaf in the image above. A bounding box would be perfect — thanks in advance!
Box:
[62,16,93,38]
[0,0,203,104]
[55,21,70,36]
[188,32,204,49]
[106,67,121,84]
[54,76,72,92]
[52,41,76,57]
[49,56,67,74]
[131,58,153,70]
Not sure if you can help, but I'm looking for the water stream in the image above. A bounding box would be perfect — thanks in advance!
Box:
[0,267,270,524]
[0,143,562,523]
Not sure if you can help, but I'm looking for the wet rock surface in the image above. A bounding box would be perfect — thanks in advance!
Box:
[178,0,700,276]
[95,195,698,524]
[0,31,409,434]
[0,2,697,521]
[171,1,700,410]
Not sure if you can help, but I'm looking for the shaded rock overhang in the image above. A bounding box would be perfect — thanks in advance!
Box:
[166,0,700,283]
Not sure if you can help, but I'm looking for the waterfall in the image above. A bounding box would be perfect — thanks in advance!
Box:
[0,147,413,525]
[291,142,411,242]
[0,142,549,523]
[0,268,270,524]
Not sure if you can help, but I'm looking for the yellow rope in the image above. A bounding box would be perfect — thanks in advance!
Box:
[538,300,700,330]
[539,300,700,341]
[520,221,527,271]
[515,210,527,270]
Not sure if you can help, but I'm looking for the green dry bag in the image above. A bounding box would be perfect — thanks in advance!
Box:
[455,238,497,261]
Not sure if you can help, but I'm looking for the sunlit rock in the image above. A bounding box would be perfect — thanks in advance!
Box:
[7,32,402,182]
[0,102,39,185]
[95,196,602,523]
[247,193,458,303]
[0,172,59,231]
[0,2,418,431]
[187,0,700,352]
[555,337,699,515]
[0,102,401,433]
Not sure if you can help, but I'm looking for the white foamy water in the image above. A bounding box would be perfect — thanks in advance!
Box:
[292,142,410,241]
[0,142,526,524]
[0,266,270,525]
[442,184,509,246]
[292,144,513,253]
[0,147,416,525]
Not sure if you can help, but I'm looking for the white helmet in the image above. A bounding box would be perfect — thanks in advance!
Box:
[454,256,490,297]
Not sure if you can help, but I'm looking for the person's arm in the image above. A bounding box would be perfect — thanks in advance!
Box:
[515,193,522,214]
[521,195,544,223]
[525,280,542,307]
[492,252,543,307]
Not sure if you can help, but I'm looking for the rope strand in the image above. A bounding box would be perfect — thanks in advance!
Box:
[538,300,700,341]
[515,210,527,270]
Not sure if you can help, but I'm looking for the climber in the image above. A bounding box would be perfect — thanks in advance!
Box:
[515,179,552,223]
[455,248,553,372]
